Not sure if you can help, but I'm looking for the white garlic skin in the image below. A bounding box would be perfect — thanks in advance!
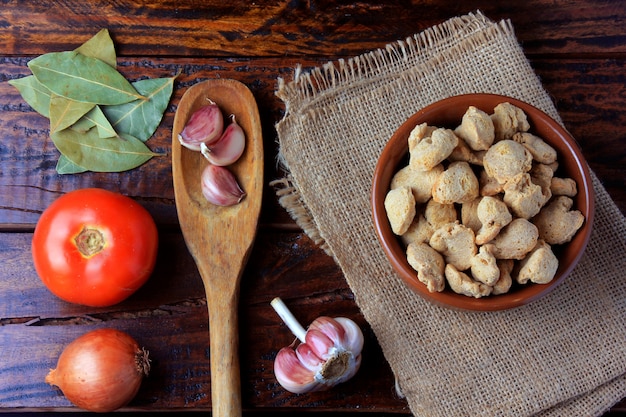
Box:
[178,100,224,151]
[200,164,246,206]
[200,114,246,166]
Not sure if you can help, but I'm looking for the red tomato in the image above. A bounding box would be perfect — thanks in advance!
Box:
[32,188,158,307]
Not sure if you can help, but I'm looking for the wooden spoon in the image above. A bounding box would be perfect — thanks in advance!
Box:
[172,79,263,416]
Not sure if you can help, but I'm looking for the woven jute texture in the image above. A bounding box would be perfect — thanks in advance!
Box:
[272,11,626,417]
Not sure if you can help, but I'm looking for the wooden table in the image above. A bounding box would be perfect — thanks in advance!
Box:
[1,1,624,414]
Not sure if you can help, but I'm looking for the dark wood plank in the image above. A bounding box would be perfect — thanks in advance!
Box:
[1,1,625,58]
[532,58,626,215]
[1,56,625,229]
[0,231,407,412]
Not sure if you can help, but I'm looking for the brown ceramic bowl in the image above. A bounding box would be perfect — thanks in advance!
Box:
[371,94,595,311]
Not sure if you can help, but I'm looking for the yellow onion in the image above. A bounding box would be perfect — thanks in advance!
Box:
[45,328,150,412]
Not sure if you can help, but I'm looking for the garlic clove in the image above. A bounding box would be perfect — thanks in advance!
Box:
[334,317,365,354]
[294,342,325,370]
[274,348,320,394]
[200,164,246,206]
[178,99,224,151]
[200,114,246,166]
[304,327,336,360]
[270,297,364,394]
[309,317,348,348]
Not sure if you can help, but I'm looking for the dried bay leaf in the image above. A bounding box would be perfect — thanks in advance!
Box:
[28,51,145,105]
[80,106,118,138]
[75,28,117,68]
[56,155,88,174]
[8,75,52,117]
[9,29,173,174]
[51,127,159,172]
[49,94,95,133]
[102,76,176,142]
[69,115,96,133]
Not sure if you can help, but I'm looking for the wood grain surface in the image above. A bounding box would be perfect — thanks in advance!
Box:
[0,0,624,414]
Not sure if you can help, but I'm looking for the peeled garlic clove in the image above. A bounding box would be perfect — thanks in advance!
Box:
[270,297,364,394]
[201,164,246,206]
[178,100,224,151]
[200,114,246,166]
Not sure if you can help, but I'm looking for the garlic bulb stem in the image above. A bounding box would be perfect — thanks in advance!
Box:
[270,297,307,343]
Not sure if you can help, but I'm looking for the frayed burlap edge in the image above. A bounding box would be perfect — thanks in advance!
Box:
[270,175,332,254]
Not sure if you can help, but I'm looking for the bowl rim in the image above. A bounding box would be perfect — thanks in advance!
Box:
[371,93,595,311]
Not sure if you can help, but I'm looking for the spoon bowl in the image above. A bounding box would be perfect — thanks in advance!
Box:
[172,79,263,416]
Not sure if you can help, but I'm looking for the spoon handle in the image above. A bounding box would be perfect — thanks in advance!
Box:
[207,288,241,417]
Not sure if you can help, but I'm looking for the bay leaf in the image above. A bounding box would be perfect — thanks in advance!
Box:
[51,127,159,172]
[49,94,95,133]
[102,76,176,142]
[75,29,117,68]
[8,75,52,117]
[56,155,88,174]
[79,106,117,138]
[28,51,145,105]
[69,115,96,133]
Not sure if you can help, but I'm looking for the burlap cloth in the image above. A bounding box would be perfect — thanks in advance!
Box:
[271,11,626,417]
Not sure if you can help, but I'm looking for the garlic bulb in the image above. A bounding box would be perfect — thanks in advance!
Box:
[271,297,364,394]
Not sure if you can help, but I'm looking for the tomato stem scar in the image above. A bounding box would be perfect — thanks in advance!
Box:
[75,228,105,257]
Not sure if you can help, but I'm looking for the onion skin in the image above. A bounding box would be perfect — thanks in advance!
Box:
[45,328,150,412]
